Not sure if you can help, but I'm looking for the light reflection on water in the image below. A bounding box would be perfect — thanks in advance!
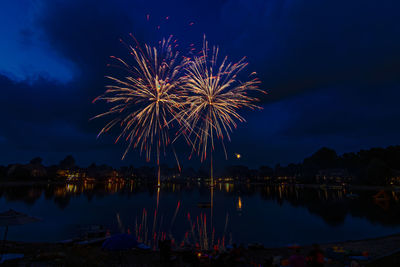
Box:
[0,182,400,247]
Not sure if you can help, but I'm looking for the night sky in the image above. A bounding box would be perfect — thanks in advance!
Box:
[1,0,400,169]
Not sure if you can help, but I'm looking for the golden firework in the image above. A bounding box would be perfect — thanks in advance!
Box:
[92,35,187,186]
[180,37,264,184]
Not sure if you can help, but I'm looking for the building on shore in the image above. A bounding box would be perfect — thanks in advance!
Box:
[316,168,353,184]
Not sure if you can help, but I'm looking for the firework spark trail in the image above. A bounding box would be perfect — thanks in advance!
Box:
[92,35,188,186]
[116,212,125,233]
[178,36,265,185]
[135,217,138,238]
[169,201,181,231]
[187,213,197,244]
[157,214,164,242]
[131,207,231,251]
[223,212,229,235]
[152,208,158,241]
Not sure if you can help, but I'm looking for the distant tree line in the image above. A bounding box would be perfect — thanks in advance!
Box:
[1,145,400,185]
[224,146,400,185]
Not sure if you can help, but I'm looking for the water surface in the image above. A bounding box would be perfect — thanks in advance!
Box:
[1,182,399,247]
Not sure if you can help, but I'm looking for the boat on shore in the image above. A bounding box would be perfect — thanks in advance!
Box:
[58,225,109,245]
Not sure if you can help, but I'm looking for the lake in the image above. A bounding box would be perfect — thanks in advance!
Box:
[1,182,400,248]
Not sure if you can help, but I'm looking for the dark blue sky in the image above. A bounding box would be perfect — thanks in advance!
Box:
[1,0,400,169]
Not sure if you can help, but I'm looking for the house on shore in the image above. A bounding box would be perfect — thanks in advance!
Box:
[316,168,353,184]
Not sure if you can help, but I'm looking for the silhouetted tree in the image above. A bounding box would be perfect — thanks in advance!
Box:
[119,165,135,178]
[0,166,6,179]
[259,165,273,177]
[7,164,30,180]
[30,157,43,165]
[366,158,392,185]
[59,155,75,169]
[46,165,59,179]
[181,166,197,179]
[304,147,338,169]
[225,165,251,180]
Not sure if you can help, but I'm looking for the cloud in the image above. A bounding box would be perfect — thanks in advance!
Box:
[218,0,400,101]
[29,0,400,103]
[0,1,74,82]
[227,81,400,167]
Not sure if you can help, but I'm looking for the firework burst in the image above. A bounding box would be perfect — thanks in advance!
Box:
[92,35,186,186]
[179,37,264,184]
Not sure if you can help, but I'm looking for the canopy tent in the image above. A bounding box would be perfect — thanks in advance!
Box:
[0,209,41,261]
[0,209,41,226]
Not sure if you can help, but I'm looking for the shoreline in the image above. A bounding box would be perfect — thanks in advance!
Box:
[0,180,399,191]
[2,232,400,265]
